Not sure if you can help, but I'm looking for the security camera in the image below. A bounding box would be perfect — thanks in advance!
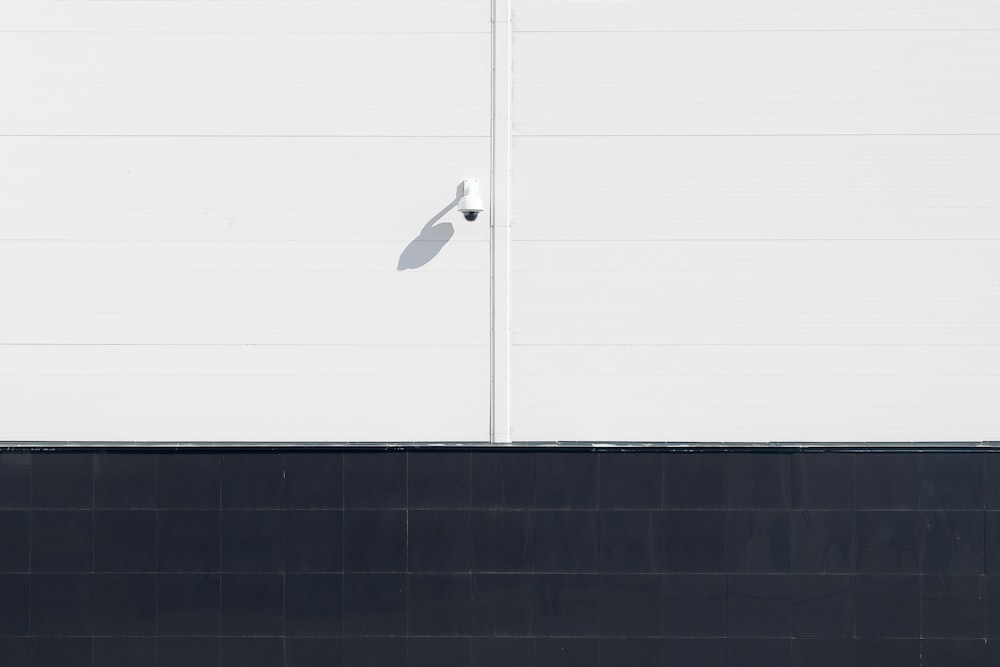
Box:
[457,179,484,221]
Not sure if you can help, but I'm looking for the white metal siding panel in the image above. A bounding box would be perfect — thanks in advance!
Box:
[511,3,1000,440]
[0,2,491,441]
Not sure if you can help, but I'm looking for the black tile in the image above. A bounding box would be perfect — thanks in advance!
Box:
[988,513,1000,574]
[791,511,855,573]
[0,511,28,571]
[660,639,726,667]
[408,510,471,572]
[599,574,661,637]
[408,452,470,508]
[286,573,344,637]
[221,637,284,667]
[343,510,406,572]
[157,454,221,509]
[725,639,790,667]
[0,574,30,635]
[342,573,406,636]
[470,574,533,637]
[534,639,599,667]
[856,574,920,638]
[662,453,727,509]
[728,453,791,509]
[725,511,791,573]
[94,510,155,572]
[792,453,854,509]
[921,511,984,574]
[470,453,534,509]
[600,511,655,573]
[286,638,344,667]
[94,453,156,509]
[94,574,155,636]
[661,574,726,638]
[599,638,663,667]
[534,452,598,509]
[94,638,156,667]
[990,640,1000,665]
[920,453,983,509]
[791,639,855,667]
[31,511,92,572]
[471,638,535,667]
[472,511,533,572]
[856,511,920,573]
[343,453,405,509]
[534,574,600,637]
[408,638,471,667]
[158,638,220,667]
[157,573,221,636]
[655,510,727,573]
[158,510,220,572]
[856,639,920,667]
[790,575,854,638]
[221,510,284,572]
[0,639,30,667]
[921,575,984,638]
[344,637,405,667]
[221,453,284,509]
[920,638,989,667]
[31,638,93,667]
[31,574,93,635]
[986,455,1000,510]
[31,453,92,509]
[408,574,471,636]
[857,453,918,509]
[727,575,791,637]
[599,453,662,509]
[221,573,284,636]
[0,453,30,509]
[286,510,343,573]
[285,452,343,509]
[534,511,599,573]
[989,576,1000,638]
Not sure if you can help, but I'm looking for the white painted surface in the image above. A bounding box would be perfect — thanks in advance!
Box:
[510,2,1000,440]
[0,2,492,441]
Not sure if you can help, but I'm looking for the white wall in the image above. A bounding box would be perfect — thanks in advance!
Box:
[0,0,492,441]
[510,0,1000,441]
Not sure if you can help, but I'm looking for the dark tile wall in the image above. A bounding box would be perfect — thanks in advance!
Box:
[1,448,999,666]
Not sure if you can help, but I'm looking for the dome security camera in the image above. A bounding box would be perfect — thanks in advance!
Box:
[457,179,484,221]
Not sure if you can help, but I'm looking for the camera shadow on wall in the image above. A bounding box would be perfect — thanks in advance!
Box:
[396,183,466,271]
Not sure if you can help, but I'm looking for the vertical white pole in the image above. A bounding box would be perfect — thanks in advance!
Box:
[491,0,512,444]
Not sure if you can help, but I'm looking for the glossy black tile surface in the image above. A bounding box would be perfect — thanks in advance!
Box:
[0,511,28,571]
[728,453,791,509]
[94,510,156,572]
[600,452,662,508]
[6,446,1000,667]
[221,453,284,508]
[94,574,156,636]
[534,452,598,509]
[286,573,344,637]
[158,509,220,572]
[792,453,854,509]
[285,509,343,572]
[408,510,471,572]
[856,453,918,509]
[94,453,156,508]
[409,452,470,508]
[662,452,727,509]
[284,452,343,509]
[661,574,726,637]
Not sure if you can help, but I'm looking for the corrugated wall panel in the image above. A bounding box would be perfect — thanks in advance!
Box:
[510,2,1000,440]
[0,2,492,440]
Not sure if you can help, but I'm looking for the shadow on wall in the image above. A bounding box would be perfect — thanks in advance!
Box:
[397,183,466,270]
